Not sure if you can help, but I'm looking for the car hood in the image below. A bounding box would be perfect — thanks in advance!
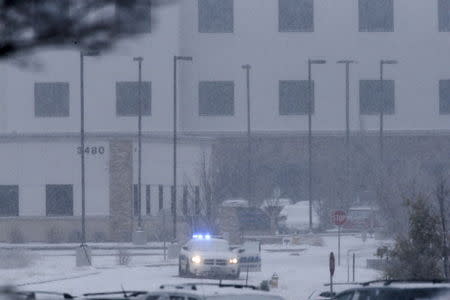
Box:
[190,251,236,259]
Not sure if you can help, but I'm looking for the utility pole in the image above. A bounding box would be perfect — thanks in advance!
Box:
[307,59,326,231]
[78,50,99,266]
[132,56,146,245]
[172,56,193,240]
[337,60,357,205]
[242,64,252,204]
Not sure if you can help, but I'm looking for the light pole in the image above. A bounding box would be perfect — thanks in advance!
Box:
[337,60,357,206]
[307,59,326,232]
[132,56,146,244]
[379,60,397,163]
[78,50,99,266]
[173,56,193,240]
[377,59,397,235]
[242,64,252,204]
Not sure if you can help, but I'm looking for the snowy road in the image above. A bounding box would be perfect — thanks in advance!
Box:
[1,235,387,300]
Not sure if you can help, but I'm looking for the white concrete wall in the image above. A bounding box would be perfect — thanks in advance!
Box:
[179,0,450,133]
[0,138,207,217]
[0,0,449,134]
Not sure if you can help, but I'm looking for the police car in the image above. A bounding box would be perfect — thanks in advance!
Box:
[179,234,240,279]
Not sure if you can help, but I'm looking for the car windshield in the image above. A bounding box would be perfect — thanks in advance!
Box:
[189,240,230,252]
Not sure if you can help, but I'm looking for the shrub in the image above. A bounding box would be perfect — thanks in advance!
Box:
[8,227,25,244]
[0,248,35,269]
[93,232,107,243]
[116,248,131,266]
[385,196,443,279]
[68,230,81,243]
[46,227,65,243]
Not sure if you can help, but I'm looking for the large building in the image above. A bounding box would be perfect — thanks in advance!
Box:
[0,0,449,241]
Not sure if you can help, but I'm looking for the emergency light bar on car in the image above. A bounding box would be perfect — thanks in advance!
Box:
[192,234,211,240]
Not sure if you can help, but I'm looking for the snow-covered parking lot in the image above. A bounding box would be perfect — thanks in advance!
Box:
[0,235,388,300]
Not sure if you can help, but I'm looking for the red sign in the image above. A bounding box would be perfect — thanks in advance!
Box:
[329,252,335,276]
[332,210,347,226]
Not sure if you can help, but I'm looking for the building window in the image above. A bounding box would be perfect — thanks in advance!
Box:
[116,0,151,33]
[0,185,18,217]
[198,0,233,33]
[34,82,70,117]
[46,184,73,216]
[439,80,450,114]
[359,80,395,115]
[359,0,394,32]
[279,80,314,115]
[439,0,450,32]
[199,81,234,116]
[158,185,163,211]
[116,81,151,116]
[146,185,151,215]
[279,0,314,32]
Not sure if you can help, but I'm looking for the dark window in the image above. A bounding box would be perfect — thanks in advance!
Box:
[0,185,18,217]
[34,82,70,117]
[199,81,234,116]
[359,80,395,115]
[158,185,164,211]
[359,0,394,32]
[439,80,450,114]
[116,81,151,116]
[198,0,233,33]
[194,186,200,215]
[279,0,314,32]
[182,186,188,216]
[439,0,450,32]
[116,0,151,33]
[46,185,73,216]
[279,80,314,115]
[146,185,151,215]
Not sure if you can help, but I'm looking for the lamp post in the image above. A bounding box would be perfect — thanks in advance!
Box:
[307,59,326,232]
[379,60,397,163]
[78,50,99,266]
[242,64,252,204]
[337,60,357,206]
[377,59,397,235]
[173,56,193,240]
[132,56,146,245]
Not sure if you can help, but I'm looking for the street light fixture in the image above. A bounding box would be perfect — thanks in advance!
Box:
[132,56,146,245]
[307,59,326,232]
[173,55,193,240]
[78,50,99,266]
[241,64,252,204]
[337,60,357,208]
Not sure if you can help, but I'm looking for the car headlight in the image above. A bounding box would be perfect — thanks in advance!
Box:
[191,255,202,264]
[229,257,238,264]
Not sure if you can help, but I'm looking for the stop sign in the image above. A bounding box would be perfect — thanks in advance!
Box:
[332,210,347,226]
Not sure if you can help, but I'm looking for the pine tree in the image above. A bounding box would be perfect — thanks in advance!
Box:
[386,196,443,279]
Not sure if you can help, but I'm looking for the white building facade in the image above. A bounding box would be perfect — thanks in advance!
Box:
[0,0,449,241]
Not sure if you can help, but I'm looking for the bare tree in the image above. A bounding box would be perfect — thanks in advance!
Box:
[0,0,176,59]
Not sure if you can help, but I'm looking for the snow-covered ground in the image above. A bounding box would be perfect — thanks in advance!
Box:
[0,235,389,300]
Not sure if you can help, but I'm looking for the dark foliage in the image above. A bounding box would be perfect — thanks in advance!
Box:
[0,0,175,59]
[385,196,443,279]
